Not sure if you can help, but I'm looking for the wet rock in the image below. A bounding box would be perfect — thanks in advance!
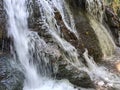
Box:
[27,0,41,30]
[117,8,120,18]
[0,55,24,90]
[27,0,115,61]
[0,0,10,53]
[66,0,104,22]
[67,0,115,60]
[64,0,104,61]
[53,10,97,88]
[56,57,94,88]
[104,6,120,46]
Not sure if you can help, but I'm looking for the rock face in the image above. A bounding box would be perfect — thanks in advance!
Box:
[25,0,102,88]
[53,0,116,88]
[104,6,120,46]
[0,0,5,39]
[56,57,94,88]
[0,0,10,53]
[65,0,115,60]
[0,55,24,90]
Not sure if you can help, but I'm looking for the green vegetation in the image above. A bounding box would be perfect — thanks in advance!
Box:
[105,0,120,17]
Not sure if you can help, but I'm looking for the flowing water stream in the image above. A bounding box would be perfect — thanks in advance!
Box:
[3,0,120,90]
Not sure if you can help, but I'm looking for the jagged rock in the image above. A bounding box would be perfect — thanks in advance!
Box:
[104,6,120,46]
[65,0,105,61]
[0,55,24,90]
[66,0,115,60]
[0,0,10,53]
[117,8,120,18]
[56,57,94,88]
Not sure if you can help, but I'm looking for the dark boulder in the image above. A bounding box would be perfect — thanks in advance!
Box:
[0,0,10,53]
[104,6,120,46]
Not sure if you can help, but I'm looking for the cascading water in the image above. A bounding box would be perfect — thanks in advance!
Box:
[4,0,78,90]
[4,0,120,90]
[4,0,42,89]
[85,0,116,59]
[37,0,83,67]
[52,0,78,38]
[83,49,120,89]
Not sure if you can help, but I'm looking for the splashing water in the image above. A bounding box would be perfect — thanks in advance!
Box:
[83,49,120,89]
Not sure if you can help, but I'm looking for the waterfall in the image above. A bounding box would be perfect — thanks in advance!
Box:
[4,0,120,90]
[4,0,42,89]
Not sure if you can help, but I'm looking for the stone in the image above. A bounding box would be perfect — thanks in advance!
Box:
[0,0,10,53]
[104,6,120,46]
[56,58,94,88]
[0,55,24,90]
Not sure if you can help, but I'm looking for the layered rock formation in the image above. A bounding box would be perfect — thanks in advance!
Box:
[104,6,120,46]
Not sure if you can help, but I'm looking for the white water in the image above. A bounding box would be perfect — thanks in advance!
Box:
[83,49,120,89]
[37,0,83,67]
[4,0,41,89]
[4,0,120,90]
[52,0,78,38]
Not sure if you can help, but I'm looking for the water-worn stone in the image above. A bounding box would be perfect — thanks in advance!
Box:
[66,0,115,60]
[56,57,94,88]
[0,55,24,90]
[65,0,104,61]
[104,6,120,46]
[0,0,10,53]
